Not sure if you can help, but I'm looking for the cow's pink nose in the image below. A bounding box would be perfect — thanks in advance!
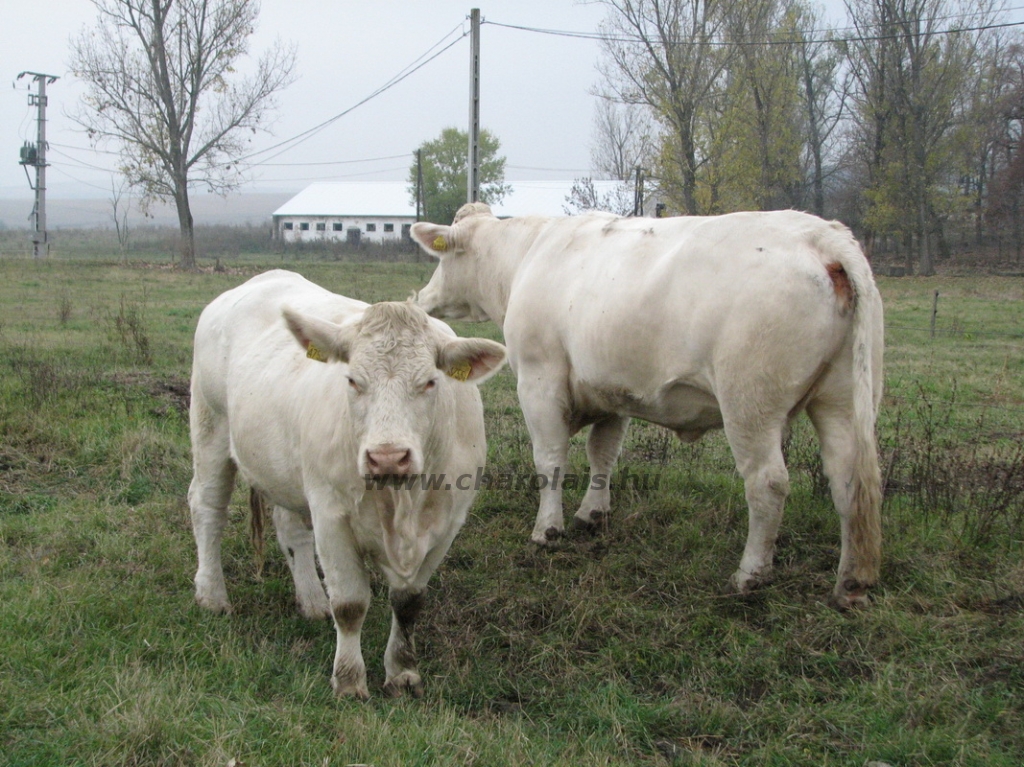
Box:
[366,445,413,476]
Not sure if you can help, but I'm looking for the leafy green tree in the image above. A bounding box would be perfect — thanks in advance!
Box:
[70,0,296,270]
[719,0,806,211]
[408,127,511,225]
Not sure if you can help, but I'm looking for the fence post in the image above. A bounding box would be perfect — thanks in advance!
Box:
[930,290,939,339]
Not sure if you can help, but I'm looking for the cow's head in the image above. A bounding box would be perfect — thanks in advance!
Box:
[409,203,495,322]
[283,300,505,581]
[283,299,505,478]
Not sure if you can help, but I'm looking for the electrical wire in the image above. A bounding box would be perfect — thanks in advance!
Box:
[232,22,468,168]
[256,153,411,168]
[484,14,1024,48]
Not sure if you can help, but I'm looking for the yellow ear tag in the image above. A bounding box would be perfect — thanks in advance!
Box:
[446,359,472,381]
[432,235,449,252]
[306,343,328,363]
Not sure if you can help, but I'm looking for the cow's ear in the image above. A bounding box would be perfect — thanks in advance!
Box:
[410,222,454,259]
[438,338,507,384]
[282,307,355,363]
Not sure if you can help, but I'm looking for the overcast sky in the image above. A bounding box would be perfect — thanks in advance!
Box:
[3,0,1021,203]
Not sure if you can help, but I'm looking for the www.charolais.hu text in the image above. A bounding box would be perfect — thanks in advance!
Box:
[364,467,661,492]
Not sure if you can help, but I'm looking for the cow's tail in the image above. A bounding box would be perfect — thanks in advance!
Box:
[823,223,884,602]
[249,486,269,578]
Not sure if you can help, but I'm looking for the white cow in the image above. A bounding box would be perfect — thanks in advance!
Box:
[411,204,884,609]
[188,269,506,698]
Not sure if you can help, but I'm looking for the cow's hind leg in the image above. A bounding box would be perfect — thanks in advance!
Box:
[724,418,790,595]
[188,404,237,614]
[808,400,881,609]
[573,415,629,530]
[273,506,330,620]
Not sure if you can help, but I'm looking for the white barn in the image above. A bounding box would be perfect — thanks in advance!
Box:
[272,183,417,245]
[271,179,640,245]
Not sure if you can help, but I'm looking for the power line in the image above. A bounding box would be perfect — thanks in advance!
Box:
[257,153,411,168]
[508,164,594,173]
[234,22,468,168]
[484,15,1024,48]
[40,23,467,189]
[48,146,118,174]
[252,165,412,184]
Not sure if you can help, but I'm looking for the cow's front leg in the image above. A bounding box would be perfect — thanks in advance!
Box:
[518,373,572,545]
[573,415,629,530]
[188,432,237,614]
[312,507,371,699]
[383,588,425,698]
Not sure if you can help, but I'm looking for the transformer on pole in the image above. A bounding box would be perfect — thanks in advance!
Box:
[17,71,58,259]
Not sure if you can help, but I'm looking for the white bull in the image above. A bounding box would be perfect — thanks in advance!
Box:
[188,269,506,697]
[411,204,884,609]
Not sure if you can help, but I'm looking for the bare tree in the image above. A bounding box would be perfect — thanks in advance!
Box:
[595,0,732,214]
[110,177,132,262]
[69,0,295,269]
[794,3,851,217]
[590,98,655,181]
[563,176,635,215]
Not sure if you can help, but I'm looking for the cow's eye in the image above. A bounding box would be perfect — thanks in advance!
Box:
[422,378,437,393]
[347,376,363,394]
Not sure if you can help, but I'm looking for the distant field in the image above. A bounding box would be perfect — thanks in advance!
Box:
[1,256,1022,766]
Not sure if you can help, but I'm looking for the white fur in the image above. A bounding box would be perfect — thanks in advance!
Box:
[412,207,884,608]
[188,269,506,697]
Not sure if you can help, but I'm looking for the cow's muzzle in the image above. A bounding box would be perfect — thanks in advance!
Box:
[365,444,415,478]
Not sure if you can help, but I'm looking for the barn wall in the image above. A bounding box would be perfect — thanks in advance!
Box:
[274,215,416,244]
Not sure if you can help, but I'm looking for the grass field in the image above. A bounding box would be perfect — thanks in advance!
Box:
[1,254,1022,767]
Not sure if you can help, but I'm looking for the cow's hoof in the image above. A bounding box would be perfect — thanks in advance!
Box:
[331,676,370,701]
[531,526,564,547]
[726,568,768,596]
[831,580,874,611]
[383,670,424,699]
[195,594,232,615]
[573,510,608,533]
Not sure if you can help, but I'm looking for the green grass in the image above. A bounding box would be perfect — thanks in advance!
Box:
[1,255,1022,766]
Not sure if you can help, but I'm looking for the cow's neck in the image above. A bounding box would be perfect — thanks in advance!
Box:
[472,219,538,332]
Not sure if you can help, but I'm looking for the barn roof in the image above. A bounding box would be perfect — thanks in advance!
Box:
[272,180,624,220]
[273,183,416,217]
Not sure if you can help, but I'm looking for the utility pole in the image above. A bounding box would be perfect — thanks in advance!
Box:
[415,149,425,221]
[467,8,481,204]
[632,167,644,217]
[17,71,58,259]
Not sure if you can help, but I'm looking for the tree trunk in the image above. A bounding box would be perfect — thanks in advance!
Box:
[679,116,699,215]
[175,185,197,270]
[918,197,935,276]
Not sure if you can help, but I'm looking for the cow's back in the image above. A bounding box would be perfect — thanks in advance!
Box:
[193,270,365,394]
[503,211,871,423]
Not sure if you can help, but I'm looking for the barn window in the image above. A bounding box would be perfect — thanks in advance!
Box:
[333,222,343,231]
[283,222,293,230]
[299,222,309,231]
[366,223,377,232]
[316,223,326,232]
[383,223,394,233]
